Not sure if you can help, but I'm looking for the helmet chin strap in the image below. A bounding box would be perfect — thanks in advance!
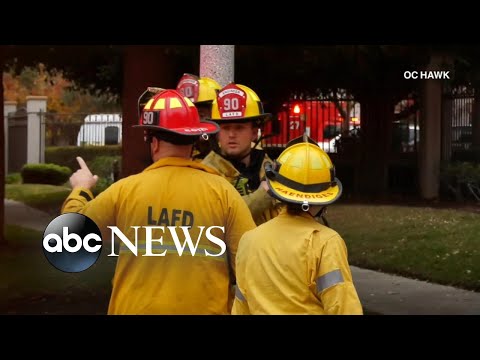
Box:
[315,206,330,228]
[142,141,154,167]
[143,132,156,166]
[304,204,330,228]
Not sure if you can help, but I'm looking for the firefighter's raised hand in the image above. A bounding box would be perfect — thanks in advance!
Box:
[70,156,99,190]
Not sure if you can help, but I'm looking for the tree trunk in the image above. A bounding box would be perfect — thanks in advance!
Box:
[472,84,480,159]
[0,46,5,245]
[121,46,178,178]
[357,92,395,199]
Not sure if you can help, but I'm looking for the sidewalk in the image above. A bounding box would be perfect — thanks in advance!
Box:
[351,266,480,315]
[4,199,480,315]
[4,199,55,232]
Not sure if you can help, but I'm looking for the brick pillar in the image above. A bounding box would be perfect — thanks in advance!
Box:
[26,96,47,164]
[4,101,17,173]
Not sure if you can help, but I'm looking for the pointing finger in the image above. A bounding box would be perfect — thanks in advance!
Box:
[76,156,90,171]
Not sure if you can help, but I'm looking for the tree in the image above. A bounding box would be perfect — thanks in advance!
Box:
[3,63,122,146]
[3,62,121,113]
[0,48,4,246]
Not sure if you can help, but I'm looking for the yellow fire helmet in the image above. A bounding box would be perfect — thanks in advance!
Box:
[210,83,272,125]
[176,73,221,105]
[264,134,343,208]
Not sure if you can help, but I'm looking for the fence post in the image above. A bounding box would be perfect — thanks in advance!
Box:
[4,101,17,174]
[26,96,47,164]
[441,92,452,162]
[113,159,120,182]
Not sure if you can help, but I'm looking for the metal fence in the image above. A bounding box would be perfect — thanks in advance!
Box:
[392,93,420,154]
[262,89,420,156]
[6,110,123,173]
[42,112,122,147]
[262,89,361,153]
[442,85,474,161]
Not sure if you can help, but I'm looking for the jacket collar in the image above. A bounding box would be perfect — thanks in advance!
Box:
[143,157,220,176]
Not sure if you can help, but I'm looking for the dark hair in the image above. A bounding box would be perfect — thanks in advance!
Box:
[147,130,198,145]
[195,102,212,111]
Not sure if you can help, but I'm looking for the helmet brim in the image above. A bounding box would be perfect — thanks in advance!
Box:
[133,119,220,136]
[209,113,272,125]
[194,99,214,105]
[266,177,343,206]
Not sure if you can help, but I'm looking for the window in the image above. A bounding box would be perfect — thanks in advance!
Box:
[105,126,119,145]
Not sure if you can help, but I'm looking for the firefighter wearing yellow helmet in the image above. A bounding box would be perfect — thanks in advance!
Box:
[177,73,220,106]
[176,73,221,160]
[61,88,256,314]
[232,134,363,315]
[201,82,280,225]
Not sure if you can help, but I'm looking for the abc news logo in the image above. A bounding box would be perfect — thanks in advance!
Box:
[42,213,227,273]
[42,213,102,273]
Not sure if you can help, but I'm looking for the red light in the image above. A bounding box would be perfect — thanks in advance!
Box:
[289,102,304,117]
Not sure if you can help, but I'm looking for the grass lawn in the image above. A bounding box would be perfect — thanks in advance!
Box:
[5,184,71,215]
[328,204,480,291]
[3,192,480,314]
[5,182,110,215]
[1,225,117,314]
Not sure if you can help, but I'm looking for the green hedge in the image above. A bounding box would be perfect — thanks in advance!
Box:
[6,173,22,184]
[440,161,480,202]
[21,163,72,186]
[45,145,122,171]
[89,155,122,180]
[452,149,480,163]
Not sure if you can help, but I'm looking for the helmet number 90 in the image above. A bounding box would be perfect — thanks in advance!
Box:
[143,111,155,125]
[223,98,239,111]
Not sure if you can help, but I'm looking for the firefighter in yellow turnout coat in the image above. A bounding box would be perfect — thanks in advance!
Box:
[201,83,280,225]
[232,135,363,315]
[62,89,256,314]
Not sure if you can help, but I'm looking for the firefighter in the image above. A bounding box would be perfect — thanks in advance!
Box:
[176,73,221,161]
[232,134,363,315]
[62,89,256,315]
[202,82,280,225]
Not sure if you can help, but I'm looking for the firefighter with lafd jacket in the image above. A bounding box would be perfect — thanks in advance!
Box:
[201,82,280,225]
[176,73,221,161]
[232,134,363,315]
[62,89,256,315]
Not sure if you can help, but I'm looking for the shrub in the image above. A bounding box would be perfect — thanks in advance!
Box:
[440,161,480,202]
[45,145,121,171]
[87,156,122,196]
[6,173,22,184]
[89,156,122,181]
[21,163,72,186]
[92,178,112,196]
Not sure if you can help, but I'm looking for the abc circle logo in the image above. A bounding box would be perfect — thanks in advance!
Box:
[42,213,103,273]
